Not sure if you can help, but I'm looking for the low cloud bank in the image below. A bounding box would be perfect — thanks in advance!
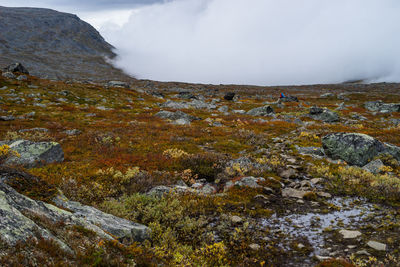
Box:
[102,0,400,85]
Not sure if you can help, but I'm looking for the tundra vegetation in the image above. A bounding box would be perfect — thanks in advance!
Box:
[0,71,400,267]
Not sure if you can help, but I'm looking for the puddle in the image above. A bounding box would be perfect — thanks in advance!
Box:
[261,197,378,255]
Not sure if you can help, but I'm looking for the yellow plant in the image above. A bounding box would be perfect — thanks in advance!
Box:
[97,167,140,183]
[225,162,249,176]
[0,144,20,160]
[163,148,189,159]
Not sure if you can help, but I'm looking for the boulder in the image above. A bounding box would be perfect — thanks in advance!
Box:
[322,133,400,166]
[107,81,129,88]
[161,100,189,109]
[0,179,149,249]
[155,110,200,124]
[281,188,312,199]
[309,106,339,123]
[2,72,16,79]
[367,241,387,251]
[247,105,274,116]
[54,195,150,242]
[339,229,362,239]
[0,140,64,168]
[365,101,400,113]
[278,95,298,102]
[3,63,29,74]
[177,91,196,100]
[234,176,265,188]
[224,92,235,101]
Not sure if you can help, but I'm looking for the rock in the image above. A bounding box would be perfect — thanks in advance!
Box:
[247,105,274,116]
[278,95,298,102]
[365,101,400,113]
[147,186,172,198]
[173,118,191,125]
[54,195,150,242]
[234,176,265,188]
[177,91,196,100]
[320,93,335,98]
[198,184,217,194]
[19,128,49,133]
[367,241,387,251]
[0,178,149,250]
[339,230,362,239]
[322,133,400,166]
[0,140,64,168]
[161,100,189,109]
[64,129,82,136]
[249,243,261,251]
[3,63,29,74]
[311,178,323,184]
[281,188,311,199]
[316,191,332,198]
[16,75,28,81]
[107,81,129,88]
[155,110,200,123]
[362,159,385,174]
[231,215,243,223]
[218,105,229,113]
[296,146,325,158]
[278,168,298,179]
[2,72,16,79]
[224,92,235,101]
[0,115,16,121]
[309,106,339,123]
[356,250,371,256]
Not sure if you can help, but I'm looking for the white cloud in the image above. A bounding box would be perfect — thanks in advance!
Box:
[103,0,400,85]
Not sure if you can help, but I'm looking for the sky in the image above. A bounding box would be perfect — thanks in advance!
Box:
[1,0,400,85]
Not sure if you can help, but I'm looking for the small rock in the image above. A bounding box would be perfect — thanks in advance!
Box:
[367,241,387,251]
[64,129,82,136]
[231,215,243,223]
[3,63,29,74]
[339,230,362,239]
[356,250,371,256]
[281,188,311,199]
[362,159,385,174]
[278,168,297,179]
[316,192,332,198]
[16,75,28,81]
[0,115,15,121]
[247,105,274,116]
[311,178,323,184]
[108,81,129,88]
[249,243,261,251]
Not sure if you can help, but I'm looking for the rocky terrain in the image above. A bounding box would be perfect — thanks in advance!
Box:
[0,65,400,266]
[0,6,131,82]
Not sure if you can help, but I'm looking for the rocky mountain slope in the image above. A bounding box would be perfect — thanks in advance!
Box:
[1,67,400,266]
[0,6,131,81]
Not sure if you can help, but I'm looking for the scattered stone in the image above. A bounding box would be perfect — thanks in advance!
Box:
[224,92,235,101]
[316,192,332,198]
[281,188,311,199]
[0,140,64,168]
[247,105,274,116]
[234,176,265,188]
[278,168,297,179]
[367,241,387,251]
[311,178,323,185]
[339,229,362,239]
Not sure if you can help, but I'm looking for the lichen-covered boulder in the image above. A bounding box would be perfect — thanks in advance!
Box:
[322,133,386,166]
[3,63,29,74]
[364,101,400,113]
[309,106,339,123]
[247,105,274,116]
[0,140,64,168]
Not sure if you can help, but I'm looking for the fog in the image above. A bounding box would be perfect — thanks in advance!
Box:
[101,0,400,85]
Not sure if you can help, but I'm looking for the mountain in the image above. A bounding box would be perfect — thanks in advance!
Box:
[0,6,131,81]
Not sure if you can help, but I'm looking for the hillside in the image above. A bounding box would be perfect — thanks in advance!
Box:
[0,67,400,266]
[0,6,131,81]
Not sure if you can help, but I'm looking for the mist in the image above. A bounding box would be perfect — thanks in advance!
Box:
[101,0,400,85]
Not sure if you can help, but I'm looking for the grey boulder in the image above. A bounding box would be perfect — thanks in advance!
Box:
[247,105,274,116]
[0,140,64,168]
[365,101,400,113]
[309,106,339,123]
[322,133,400,166]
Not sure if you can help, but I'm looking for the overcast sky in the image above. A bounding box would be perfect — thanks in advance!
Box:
[1,0,400,85]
